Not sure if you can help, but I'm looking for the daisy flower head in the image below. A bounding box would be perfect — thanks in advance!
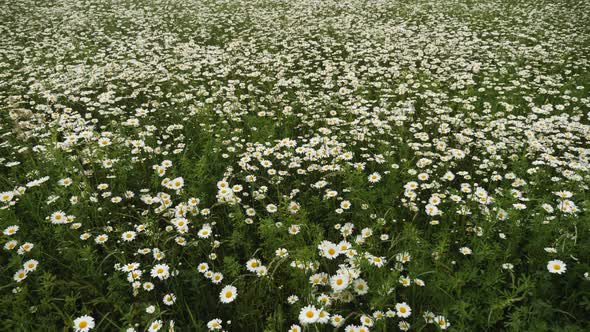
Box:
[298,305,319,325]
[289,201,300,214]
[317,310,331,324]
[321,242,340,259]
[73,315,95,332]
[17,242,34,255]
[353,278,369,295]
[220,285,237,303]
[459,247,472,255]
[287,295,299,304]
[197,262,209,273]
[94,234,108,244]
[3,225,19,236]
[395,302,412,318]
[368,172,381,183]
[211,272,224,284]
[148,320,163,332]
[207,319,223,330]
[331,314,344,327]
[50,211,67,224]
[368,255,385,267]
[150,264,170,280]
[122,231,137,242]
[435,315,450,329]
[168,177,184,190]
[330,274,350,292]
[399,320,411,331]
[198,225,212,238]
[547,259,566,274]
[246,258,262,272]
[14,269,27,282]
[266,204,278,213]
[360,314,373,327]
[23,259,39,272]
[4,240,18,250]
[0,191,15,203]
[163,293,176,305]
[288,224,301,235]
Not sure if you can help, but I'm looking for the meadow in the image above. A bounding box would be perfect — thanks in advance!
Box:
[1,0,589,331]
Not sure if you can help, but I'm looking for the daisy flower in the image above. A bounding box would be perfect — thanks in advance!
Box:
[330,274,350,292]
[219,285,237,303]
[331,314,344,327]
[353,278,369,295]
[435,315,450,329]
[0,191,14,203]
[197,262,209,273]
[368,172,381,183]
[13,269,27,282]
[163,293,176,306]
[459,247,472,255]
[94,234,108,244]
[298,305,319,325]
[150,264,170,280]
[321,242,340,259]
[246,259,262,272]
[547,259,567,274]
[50,211,67,224]
[23,259,39,272]
[207,319,222,330]
[148,320,163,332]
[73,315,95,332]
[3,225,19,236]
[266,204,278,213]
[121,231,137,242]
[395,302,412,318]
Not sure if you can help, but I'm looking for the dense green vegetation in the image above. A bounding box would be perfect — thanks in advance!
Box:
[1,0,589,331]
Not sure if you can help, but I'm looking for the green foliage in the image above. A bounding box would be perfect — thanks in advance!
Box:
[1,0,590,331]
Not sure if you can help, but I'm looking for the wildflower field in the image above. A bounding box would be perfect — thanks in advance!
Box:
[1,0,590,331]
